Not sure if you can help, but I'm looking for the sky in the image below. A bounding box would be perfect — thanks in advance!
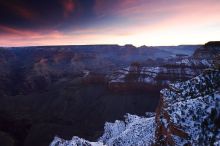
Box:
[0,0,220,47]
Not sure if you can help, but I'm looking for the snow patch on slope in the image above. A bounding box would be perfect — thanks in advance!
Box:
[50,136,105,146]
[158,69,220,145]
[50,114,155,146]
[99,114,155,146]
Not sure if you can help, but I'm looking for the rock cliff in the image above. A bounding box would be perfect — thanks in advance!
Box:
[50,64,220,146]
[155,69,220,145]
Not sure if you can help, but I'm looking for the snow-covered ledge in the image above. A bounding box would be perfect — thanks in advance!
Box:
[50,113,155,146]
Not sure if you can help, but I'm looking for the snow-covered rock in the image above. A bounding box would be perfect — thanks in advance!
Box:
[108,65,203,91]
[50,136,105,146]
[175,58,212,67]
[99,114,155,146]
[156,68,220,145]
[50,114,155,146]
[107,55,213,91]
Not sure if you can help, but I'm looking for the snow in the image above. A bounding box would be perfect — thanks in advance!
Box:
[167,93,220,144]
[50,136,105,146]
[172,135,189,145]
[99,114,155,146]
[108,65,201,86]
[201,59,212,67]
[176,59,190,65]
[160,68,220,145]
[99,120,126,144]
[175,58,212,67]
[50,114,156,146]
[83,70,90,78]
[164,69,220,104]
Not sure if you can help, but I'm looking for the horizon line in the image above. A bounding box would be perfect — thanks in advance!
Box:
[0,43,206,48]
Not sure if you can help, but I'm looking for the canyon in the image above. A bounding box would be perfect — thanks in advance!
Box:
[50,42,220,146]
[0,42,218,146]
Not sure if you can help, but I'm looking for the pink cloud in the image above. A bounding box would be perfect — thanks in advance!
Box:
[61,0,76,17]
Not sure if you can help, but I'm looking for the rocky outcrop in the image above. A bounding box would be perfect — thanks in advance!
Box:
[50,113,155,146]
[155,69,220,145]
[99,113,155,146]
[50,136,104,146]
[193,41,220,59]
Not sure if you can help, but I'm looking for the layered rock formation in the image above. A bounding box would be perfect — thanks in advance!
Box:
[107,42,219,92]
[107,61,208,92]
[193,41,220,59]
[155,69,220,145]
[0,45,193,96]
[50,66,220,146]
[0,44,202,96]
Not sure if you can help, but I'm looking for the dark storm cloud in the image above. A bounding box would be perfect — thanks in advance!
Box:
[0,0,146,34]
[0,0,100,32]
